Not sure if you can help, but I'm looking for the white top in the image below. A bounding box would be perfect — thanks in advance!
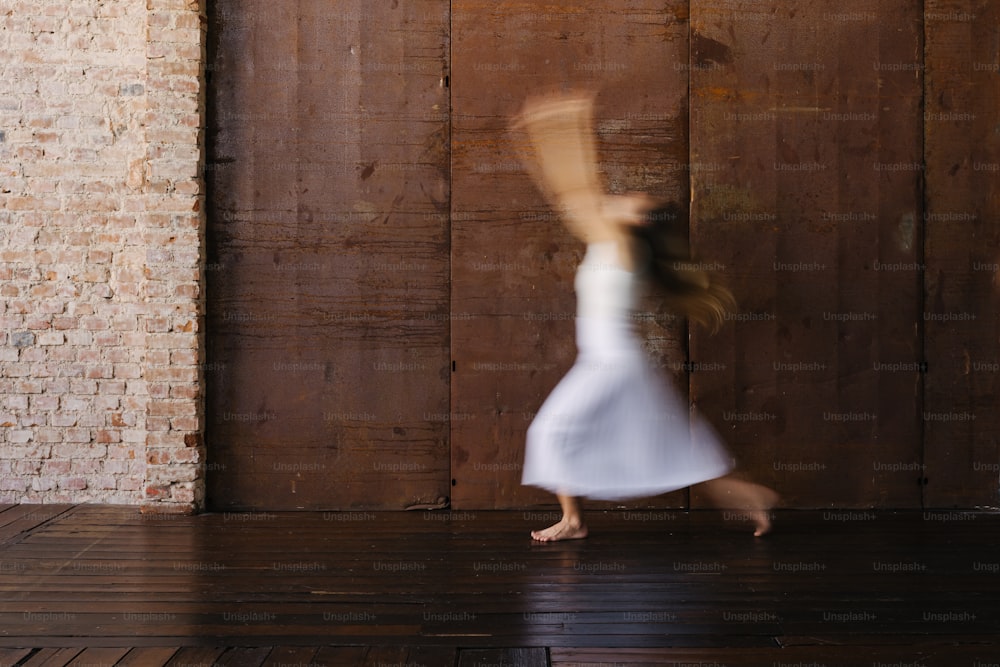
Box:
[574,241,638,321]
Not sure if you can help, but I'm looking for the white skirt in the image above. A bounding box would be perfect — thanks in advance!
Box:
[522,316,734,500]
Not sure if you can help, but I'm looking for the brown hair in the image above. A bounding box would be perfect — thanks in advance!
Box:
[630,202,735,332]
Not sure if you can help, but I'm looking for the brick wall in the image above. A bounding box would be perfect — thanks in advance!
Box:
[0,0,206,512]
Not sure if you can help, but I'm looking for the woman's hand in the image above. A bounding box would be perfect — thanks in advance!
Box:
[602,193,657,228]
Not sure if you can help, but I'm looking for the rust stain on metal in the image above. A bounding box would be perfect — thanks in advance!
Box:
[692,32,733,68]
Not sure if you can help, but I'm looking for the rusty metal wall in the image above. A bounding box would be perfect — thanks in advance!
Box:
[205,0,451,509]
[449,1,692,508]
[204,2,998,511]
[688,0,925,508]
[923,0,1000,508]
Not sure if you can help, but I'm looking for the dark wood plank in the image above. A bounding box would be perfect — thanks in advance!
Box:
[114,647,180,667]
[923,0,1000,508]
[18,649,84,667]
[65,648,131,667]
[0,506,998,652]
[0,648,33,667]
[458,648,547,667]
[553,645,1000,666]
[309,647,369,666]
[403,646,460,666]
[162,648,227,667]
[688,0,924,508]
[0,505,73,545]
[212,647,271,667]
[261,647,318,667]
[359,647,412,667]
[450,0,692,509]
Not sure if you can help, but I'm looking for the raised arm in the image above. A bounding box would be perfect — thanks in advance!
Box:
[511,92,611,242]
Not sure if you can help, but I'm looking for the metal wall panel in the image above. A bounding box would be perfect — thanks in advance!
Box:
[204,2,998,511]
[923,0,1000,508]
[689,0,925,508]
[206,0,451,509]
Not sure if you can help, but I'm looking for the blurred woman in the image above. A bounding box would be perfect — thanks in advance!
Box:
[514,92,779,542]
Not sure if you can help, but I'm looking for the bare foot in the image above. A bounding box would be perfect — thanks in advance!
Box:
[531,518,588,542]
[751,510,772,537]
[752,488,781,537]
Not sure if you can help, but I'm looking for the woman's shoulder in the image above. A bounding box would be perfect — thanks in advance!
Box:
[579,235,642,273]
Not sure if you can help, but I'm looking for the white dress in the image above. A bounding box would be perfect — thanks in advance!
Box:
[522,241,734,500]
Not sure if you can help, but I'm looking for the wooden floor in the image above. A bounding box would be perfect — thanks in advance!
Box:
[0,505,998,666]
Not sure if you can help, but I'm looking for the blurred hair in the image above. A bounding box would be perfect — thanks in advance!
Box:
[630,202,735,332]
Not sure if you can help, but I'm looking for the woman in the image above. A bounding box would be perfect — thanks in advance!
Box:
[514,92,779,542]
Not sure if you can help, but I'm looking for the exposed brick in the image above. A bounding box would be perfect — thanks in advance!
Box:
[147,416,171,432]
[51,413,80,428]
[31,477,58,492]
[99,380,126,395]
[52,317,80,330]
[144,484,170,499]
[1,444,52,459]
[12,459,42,475]
[41,460,71,476]
[104,460,129,474]
[69,379,98,395]
[29,395,59,411]
[95,429,121,444]
[3,395,30,411]
[117,476,143,491]
[15,380,44,394]
[0,478,28,493]
[170,485,196,503]
[62,396,91,412]
[146,462,198,484]
[37,332,65,346]
[147,367,197,383]
[47,347,76,362]
[71,459,102,475]
[94,475,118,490]
[170,384,199,400]
[109,414,131,428]
[169,348,198,365]
[148,383,170,399]
[59,477,88,491]
[94,396,121,412]
[113,364,142,379]
[94,332,121,346]
[107,445,136,460]
[170,416,199,432]
[76,413,105,429]
[0,0,206,511]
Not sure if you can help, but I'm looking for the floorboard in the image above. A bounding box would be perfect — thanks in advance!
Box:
[18,648,84,667]
[113,648,180,667]
[0,505,73,546]
[0,507,996,666]
[0,648,32,667]
[64,648,132,667]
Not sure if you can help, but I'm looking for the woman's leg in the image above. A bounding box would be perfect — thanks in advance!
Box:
[531,493,589,542]
[698,475,780,536]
